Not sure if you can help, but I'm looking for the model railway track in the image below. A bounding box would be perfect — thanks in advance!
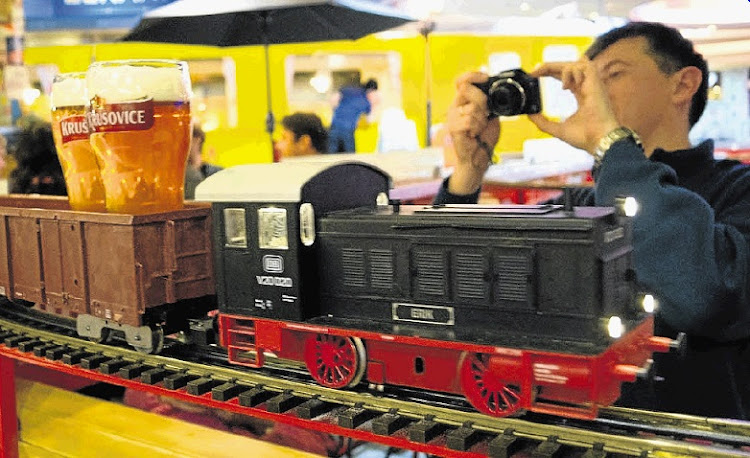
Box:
[1,315,749,457]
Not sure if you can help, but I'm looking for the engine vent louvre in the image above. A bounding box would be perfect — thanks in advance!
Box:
[342,248,365,287]
[416,251,445,296]
[455,253,486,299]
[369,249,394,289]
[495,255,529,302]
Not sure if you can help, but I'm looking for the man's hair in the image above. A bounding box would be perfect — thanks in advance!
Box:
[9,115,66,196]
[281,112,328,153]
[192,124,206,144]
[586,21,709,127]
[363,78,378,92]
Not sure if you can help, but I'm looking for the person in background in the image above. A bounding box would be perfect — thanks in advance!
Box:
[328,78,378,153]
[437,21,750,419]
[184,125,222,200]
[9,115,66,196]
[277,112,328,158]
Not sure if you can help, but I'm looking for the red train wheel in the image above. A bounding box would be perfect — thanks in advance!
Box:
[304,334,365,389]
[460,352,522,417]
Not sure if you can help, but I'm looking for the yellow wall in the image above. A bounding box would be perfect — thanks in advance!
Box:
[24,33,593,166]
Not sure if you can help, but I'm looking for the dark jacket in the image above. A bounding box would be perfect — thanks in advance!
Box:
[434,139,750,419]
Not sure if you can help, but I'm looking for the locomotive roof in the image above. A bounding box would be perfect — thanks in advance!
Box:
[194,161,390,202]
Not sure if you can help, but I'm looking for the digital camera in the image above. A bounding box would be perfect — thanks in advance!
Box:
[473,68,542,117]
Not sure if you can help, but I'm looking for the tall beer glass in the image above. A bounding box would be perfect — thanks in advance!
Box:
[86,59,192,214]
[50,72,106,211]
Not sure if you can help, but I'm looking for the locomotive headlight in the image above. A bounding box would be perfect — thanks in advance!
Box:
[615,196,639,217]
[607,316,625,339]
[642,294,657,313]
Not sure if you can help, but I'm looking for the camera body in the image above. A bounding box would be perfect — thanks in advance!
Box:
[473,68,542,117]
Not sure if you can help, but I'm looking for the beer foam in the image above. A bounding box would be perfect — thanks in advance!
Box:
[87,63,191,103]
[51,75,88,108]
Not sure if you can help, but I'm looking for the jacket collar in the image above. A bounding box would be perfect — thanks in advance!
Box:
[650,140,714,175]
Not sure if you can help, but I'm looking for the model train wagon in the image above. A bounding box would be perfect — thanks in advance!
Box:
[0,195,215,352]
[198,162,674,420]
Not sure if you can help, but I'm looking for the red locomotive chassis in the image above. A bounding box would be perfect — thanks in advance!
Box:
[0,196,214,351]
[220,314,673,419]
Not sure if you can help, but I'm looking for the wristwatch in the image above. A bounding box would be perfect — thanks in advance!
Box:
[594,126,642,167]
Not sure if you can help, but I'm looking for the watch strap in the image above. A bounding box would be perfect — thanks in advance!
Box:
[594,126,642,167]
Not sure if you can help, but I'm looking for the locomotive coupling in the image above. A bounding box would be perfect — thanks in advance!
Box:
[646,332,686,355]
[611,359,654,382]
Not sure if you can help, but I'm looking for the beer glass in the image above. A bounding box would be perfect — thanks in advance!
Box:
[50,72,106,211]
[86,59,192,214]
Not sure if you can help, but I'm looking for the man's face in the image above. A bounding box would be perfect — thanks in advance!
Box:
[277,128,301,157]
[592,36,676,141]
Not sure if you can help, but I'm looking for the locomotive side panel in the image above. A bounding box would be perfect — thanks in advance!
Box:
[316,206,635,351]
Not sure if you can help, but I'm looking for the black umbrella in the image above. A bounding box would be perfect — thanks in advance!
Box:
[123,0,414,156]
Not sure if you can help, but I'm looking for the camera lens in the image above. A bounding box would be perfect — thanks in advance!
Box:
[488,79,526,116]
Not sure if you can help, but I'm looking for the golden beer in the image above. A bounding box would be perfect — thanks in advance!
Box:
[50,73,106,212]
[86,60,192,214]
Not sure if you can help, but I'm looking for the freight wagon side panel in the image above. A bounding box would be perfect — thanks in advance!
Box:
[85,224,140,326]
[170,214,215,300]
[8,216,44,304]
[39,219,88,317]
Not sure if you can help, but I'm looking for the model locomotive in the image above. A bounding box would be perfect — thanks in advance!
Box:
[0,162,673,419]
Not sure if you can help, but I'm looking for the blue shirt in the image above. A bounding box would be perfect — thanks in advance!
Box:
[330,86,371,132]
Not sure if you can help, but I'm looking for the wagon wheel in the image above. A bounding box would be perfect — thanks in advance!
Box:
[134,326,164,354]
[88,327,111,344]
[304,334,365,389]
[460,352,522,417]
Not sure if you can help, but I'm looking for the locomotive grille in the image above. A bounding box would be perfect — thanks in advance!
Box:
[341,248,366,287]
[369,249,394,289]
[415,251,446,296]
[495,255,529,302]
[455,253,486,299]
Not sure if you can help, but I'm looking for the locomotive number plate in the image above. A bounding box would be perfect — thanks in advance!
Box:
[392,303,455,326]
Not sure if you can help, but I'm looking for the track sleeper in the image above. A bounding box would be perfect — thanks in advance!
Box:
[186,377,222,396]
[238,386,275,407]
[18,340,45,352]
[99,359,131,375]
[372,410,412,435]
[409,416,449,443]
[266,390,306,413]
[211,382,248,402]
[338,404,379,429]
[4,335,31,348]
[163,372,200,390]
[297,396,336,420]
[532,436,561,458]
[119,363,149,379]
[33,344,58,357]
[44,346,68,360]
[141,367,170,384]
[447,422,483,451]
[81,354,110,369]
[489,429,525,458]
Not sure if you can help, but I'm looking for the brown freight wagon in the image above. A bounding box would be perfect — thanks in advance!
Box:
[0,195,215,352]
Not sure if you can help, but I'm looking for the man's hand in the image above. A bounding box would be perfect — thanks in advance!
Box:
[529,58,619,154]
[446,72,500,195]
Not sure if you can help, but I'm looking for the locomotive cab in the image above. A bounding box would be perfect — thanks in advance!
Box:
[195,161,391,322]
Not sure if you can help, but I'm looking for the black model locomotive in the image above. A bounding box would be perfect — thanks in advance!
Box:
[199,161,670,419]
